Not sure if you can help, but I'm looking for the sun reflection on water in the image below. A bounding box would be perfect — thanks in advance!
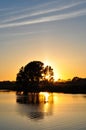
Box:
[16,92,54,120]
[39,92,50,103]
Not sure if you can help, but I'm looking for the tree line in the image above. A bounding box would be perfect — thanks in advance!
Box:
[0,60,86,93]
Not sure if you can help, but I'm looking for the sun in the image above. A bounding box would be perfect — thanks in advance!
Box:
[43,60,59,81]
[54,71,59,81]
[44,61,49,67]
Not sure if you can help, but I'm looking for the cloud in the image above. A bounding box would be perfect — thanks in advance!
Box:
[0,8,86,29]
[0,0,86,29]
[0,0,58,17]
[2,1,86,23]
[0,30,47,37]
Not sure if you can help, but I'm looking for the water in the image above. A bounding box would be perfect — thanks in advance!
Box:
[0,91,86,130]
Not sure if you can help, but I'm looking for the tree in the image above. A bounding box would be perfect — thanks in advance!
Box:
[16,67,28,91]
[24,61,44,82]
[72,77,81,82]
[16,61,54,91]
[43,65,54,82]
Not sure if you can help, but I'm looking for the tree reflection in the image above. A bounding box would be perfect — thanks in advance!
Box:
[16,92,53,120]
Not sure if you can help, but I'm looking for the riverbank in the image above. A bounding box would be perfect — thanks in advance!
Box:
[0,78,86,94]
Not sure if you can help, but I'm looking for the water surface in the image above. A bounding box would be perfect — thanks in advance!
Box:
[0,91,86,130]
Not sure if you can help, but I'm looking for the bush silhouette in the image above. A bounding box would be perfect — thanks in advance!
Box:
[16,61,54,92]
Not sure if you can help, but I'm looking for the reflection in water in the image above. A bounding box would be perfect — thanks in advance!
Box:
[16,92,53,120]
[40,92,50,103]
[0,92,86,130]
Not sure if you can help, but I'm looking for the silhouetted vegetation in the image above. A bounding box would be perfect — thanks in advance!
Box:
[0,77,86,93]
[16,61,54,92]
[0,81,16,91]
[53,77,86,94]
[0,61,86,94]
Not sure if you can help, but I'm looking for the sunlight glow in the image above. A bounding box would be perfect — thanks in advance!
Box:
[44,60,59,81]
[40,92,50,102]
[45,75,50,80]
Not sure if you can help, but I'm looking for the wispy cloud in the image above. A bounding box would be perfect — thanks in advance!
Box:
[0,0,86,29]
[0,0,58,17]
[0,9,86,29]
[2,1,86,24]
[0,30,47,38]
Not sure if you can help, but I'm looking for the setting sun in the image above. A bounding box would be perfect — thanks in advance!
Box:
[0,0,86,129]
[44,60,59,81]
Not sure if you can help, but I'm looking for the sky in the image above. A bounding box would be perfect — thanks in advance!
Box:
[0,0,86,81]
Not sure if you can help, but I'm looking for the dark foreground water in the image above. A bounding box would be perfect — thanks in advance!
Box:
[0,91,86,130]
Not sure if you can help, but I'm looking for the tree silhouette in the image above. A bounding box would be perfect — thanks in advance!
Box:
[16,66,28,91]
[16,61,54,92]
[24,61,44,82]
[43,65,54,82]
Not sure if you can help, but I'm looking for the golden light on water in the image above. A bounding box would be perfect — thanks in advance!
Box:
[44,92,49,102]
[40,92,50,102]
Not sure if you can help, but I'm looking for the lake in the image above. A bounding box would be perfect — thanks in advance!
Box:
[0,91,86,130]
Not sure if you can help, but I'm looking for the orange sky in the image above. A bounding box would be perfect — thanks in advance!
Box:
[0,0,86,81]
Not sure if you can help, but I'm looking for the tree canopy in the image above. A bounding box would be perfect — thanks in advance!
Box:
[16,61,54,91]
